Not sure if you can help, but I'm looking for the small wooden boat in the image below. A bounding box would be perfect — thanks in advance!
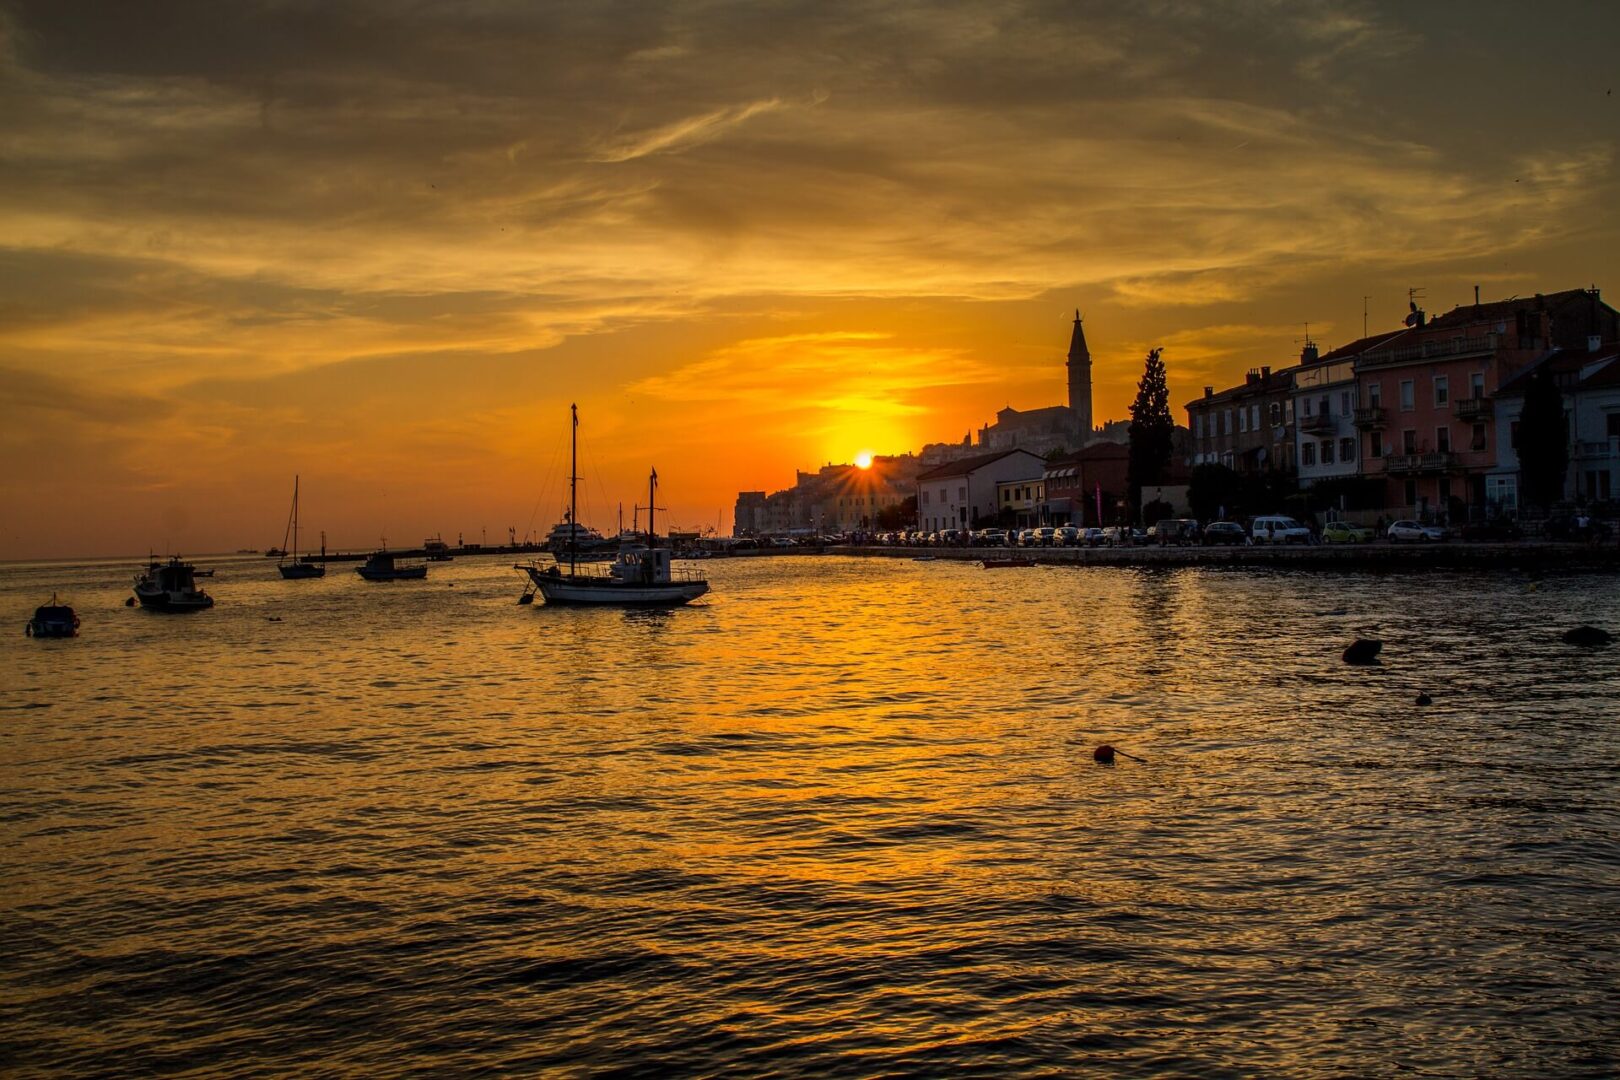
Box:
[356,548,428,581]
[133,556,214,611]
[26,594,80,637]
[981,556,1035,568]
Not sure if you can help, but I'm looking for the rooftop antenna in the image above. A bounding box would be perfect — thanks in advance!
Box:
[1405,287,1427,328]
[1362,295,1371,338]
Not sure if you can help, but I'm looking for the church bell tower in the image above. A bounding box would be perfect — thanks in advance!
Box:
[1066,310,1092,443]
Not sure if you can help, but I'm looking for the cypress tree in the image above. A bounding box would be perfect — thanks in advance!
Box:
[1127,348,1174,521]
[1517,365,1568,511]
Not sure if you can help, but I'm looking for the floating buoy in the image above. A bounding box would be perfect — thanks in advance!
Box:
[1094,744,1115,764]
[1416,693,1432,706]
[1343,638,1382,665]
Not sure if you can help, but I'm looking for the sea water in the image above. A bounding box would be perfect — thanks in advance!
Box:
[2,555,1617,1077]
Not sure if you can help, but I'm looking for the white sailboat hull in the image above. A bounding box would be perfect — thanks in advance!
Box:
[520,565,708,606]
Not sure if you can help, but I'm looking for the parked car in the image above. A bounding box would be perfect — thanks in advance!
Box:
[1080,527,1106,547]
[973,528,1008,546]
[1054,526,1081,546]
[1101,526,1131,546]
[1250,515,1312,544]
[1461,519,1523,542]
[1033,526,1058,546]
[1202,521,1248,545]
[1387,519,1447,542]
[1321,521,1374,544]
[1151,518,1201,546]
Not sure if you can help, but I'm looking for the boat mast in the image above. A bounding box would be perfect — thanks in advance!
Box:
[569,403,578,576]
[647,468,656,547]
[291,475,300,561]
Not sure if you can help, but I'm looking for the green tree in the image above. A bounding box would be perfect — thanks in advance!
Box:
[1517,365,1568,510]
[1127,347,1174,522]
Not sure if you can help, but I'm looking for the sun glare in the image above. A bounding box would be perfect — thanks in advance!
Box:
[854,450,874,469]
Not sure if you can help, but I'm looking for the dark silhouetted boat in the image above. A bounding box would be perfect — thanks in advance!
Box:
[517,406,709,607]
[356,547,428,581]
[26,594,80,637]
[133,556,214,611]
[278,476,326,579]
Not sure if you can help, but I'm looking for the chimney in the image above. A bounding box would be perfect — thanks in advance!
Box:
[1261,365,1271,379]
[1204,386,1213,398]
[1300,342,1319,364]
[1474,285,1480,306]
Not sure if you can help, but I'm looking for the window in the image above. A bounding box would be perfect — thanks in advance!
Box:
[1367,382,1382,408]
[1434,376,1449,407]
[1510,422,1520,450]
[1403,480,1417,506]
[1487,475,1518,513]
[1224,409,1233,436]
[1320,440,1335,465]
[1194,414,1204,439]
[1319,396,1330,419]
[1608,413,1620,438]
[1302,442,1316,466]
[1340,437,1356,461]
[1403,429,1417,454]
[1400,380,1415,410]
[1471,372,1485,399]
[922,490,930,505]
[1302,397,1313,417]
[1239,408,1249,433]
[1341,390,1353,416]
[1269,402,1282,425]
[939,487,947,504]
[1472,422,1487,451]
[1251,404,1261,430]
[1436,426,1450,453]
[958,486,966,502]
[1368,434,1382,459]
[1439,478,1451,505]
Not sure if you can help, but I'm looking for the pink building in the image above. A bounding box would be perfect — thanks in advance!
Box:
[1353,289,1618,521]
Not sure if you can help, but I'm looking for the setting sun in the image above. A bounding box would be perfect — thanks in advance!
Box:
[854,451,875,470]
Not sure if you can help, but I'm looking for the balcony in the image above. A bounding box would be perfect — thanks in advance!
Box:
[1354,406,1387,429]
[1385,452,1455,475]
[1455,396,1493,421]
[1298,412,1334,434]
[1573,438,1620,462]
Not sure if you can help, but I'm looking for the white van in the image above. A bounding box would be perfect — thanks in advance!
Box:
[1251,515,1311,544]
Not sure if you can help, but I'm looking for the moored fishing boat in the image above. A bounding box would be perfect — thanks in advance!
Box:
[516,405,709,607]
[356,547,428,581]
[133,556,214,611]
[26,594,80,637]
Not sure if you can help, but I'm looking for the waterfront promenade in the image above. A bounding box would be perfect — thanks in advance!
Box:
[840,540,1620,571]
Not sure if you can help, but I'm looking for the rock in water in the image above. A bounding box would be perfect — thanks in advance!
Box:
[1416,693,1433,706]
[1093,745,1116,764]
[1343,638,1383,665]
[1561,625,1612,647]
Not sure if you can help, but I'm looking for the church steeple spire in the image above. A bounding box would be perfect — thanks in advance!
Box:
[1066,309,1092,442]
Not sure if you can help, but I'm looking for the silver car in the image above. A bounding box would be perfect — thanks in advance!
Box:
[1387,519,1447,542]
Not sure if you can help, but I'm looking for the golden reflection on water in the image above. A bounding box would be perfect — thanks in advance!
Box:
[2,553,1618,1075]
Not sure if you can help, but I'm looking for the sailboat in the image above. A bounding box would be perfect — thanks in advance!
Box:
[516,405,710,606]
[278,475,326,579]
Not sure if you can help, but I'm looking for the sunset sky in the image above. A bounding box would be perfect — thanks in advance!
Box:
[3,1,1618,558]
